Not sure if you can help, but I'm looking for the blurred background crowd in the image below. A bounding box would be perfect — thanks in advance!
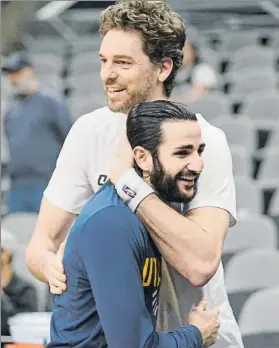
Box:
[1,0,279,346]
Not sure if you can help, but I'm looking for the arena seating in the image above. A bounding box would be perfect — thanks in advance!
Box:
[225,249,279,321]
[239,287,279,348]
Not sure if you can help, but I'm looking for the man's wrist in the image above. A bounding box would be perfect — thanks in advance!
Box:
[187,325,203,348]
[115,168,154,212]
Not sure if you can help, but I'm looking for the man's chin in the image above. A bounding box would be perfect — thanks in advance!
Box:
[107,100,130,114]
[178,182,194,194]
[177,185,198,204]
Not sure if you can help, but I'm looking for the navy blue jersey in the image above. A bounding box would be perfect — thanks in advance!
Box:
[48,182,202,348]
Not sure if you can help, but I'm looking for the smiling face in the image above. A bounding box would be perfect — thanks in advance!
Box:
[150,120,204,203]
[99,29,166,114]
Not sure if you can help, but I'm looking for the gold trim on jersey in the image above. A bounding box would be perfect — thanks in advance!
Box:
[142,258,161,287]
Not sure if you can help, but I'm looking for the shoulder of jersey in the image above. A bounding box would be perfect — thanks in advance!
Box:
[73,106,124,133]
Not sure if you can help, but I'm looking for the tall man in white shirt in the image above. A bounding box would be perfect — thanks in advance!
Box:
[26,1,243,347]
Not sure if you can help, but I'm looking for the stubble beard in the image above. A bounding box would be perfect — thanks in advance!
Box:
[106,73,154,114]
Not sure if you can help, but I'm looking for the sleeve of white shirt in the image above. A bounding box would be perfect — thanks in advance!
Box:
[44,114,94,214]
[192,63,218,89]
[185,120,237,227]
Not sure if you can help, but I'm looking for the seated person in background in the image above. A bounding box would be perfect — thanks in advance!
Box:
[2,52,72,214]
[175,42,218,103]
[48,101,220,348]
[1,229,37,336]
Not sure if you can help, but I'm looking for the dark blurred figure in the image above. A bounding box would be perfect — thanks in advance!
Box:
[1,228,37,335]
[2,52,72,213]
[175,42,218,102]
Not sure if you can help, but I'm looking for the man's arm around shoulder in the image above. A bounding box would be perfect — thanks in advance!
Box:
[115,128,235,286]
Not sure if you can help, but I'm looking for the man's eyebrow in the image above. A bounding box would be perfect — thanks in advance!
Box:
[173,143,206,153]
[114,55,134,60]
[173,144,194,152]
[99,54,134,61]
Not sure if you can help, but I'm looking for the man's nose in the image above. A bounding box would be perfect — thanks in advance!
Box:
[100,62,118,83]
[188,155,204,175]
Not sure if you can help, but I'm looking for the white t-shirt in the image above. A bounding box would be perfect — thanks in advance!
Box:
[44,107,243,348]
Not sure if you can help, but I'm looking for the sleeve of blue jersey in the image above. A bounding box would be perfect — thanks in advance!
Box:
[77,206,203,348]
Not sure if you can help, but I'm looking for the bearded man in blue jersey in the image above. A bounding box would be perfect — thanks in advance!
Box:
[48,101,219,348]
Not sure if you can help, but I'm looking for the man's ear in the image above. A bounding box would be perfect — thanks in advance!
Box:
[158,57,173,83]
[133,146,153,173]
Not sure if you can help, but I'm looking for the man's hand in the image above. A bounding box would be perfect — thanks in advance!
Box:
[110,131,133,185]
[187,298,220,348]
[43,241,67,295]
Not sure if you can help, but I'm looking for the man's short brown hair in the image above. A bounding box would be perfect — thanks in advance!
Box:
[99,0,186,97]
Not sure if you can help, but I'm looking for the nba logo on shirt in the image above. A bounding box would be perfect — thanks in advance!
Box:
[122,185,136,198]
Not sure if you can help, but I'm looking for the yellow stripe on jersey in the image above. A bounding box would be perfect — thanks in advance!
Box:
[142,258,160,287]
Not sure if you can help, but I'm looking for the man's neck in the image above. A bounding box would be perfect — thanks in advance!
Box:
[124,94,169,117]
[149,92,168,103]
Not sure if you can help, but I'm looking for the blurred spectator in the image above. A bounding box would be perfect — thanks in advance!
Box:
[1,228,37,335]
[175,42,218,102]
[2,52,72,214]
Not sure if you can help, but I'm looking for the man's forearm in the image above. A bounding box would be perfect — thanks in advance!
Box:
[136,194,217,286]
[26,196,75,282]
[26,236,57,283]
